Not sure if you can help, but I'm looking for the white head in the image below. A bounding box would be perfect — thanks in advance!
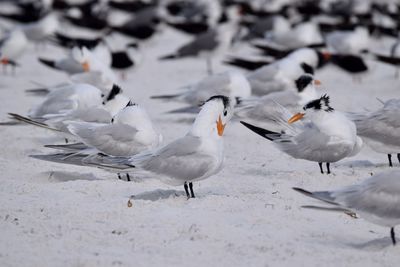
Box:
[190,95,235,138]
[294,74,321,106]
[227,71,252,100]
[103,85,130,116]
[71,46,91,72]
[288,48,319,69]
[113,101,155,130]
[288,94,334,124]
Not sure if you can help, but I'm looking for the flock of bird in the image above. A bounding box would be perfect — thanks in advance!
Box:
[1,0,400,246]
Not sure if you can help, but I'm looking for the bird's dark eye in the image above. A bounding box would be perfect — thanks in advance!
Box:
[303,107,306,111]
[111,118,114,123]
[102,101,105,105]
[223,110,227,116]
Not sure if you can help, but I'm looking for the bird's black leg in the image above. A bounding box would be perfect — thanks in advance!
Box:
[117,173,122,180]
[397,153,400,164]
[189,182,195,198]
[318,162,324,174]
[391,227,396,245]
[184,182,190,198]
[388,154,393,167]
[326,163,331,174]
[126,173,131,182]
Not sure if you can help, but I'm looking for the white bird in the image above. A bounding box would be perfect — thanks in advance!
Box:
[21,13,59,42]
[247,48,324,96]
[241,95,363,174]
[325,27,369,55]
[236,73,321,122]
[348,98,400,167]
[8,84,130,134]
[151,71,251,112]
[32,95,235,198]
[44,101,162,181]
[159,6,240,74]
[39,46,117,83]
[267,21,324,49]
[0,28,28,70]
[65,101,162,157]
[293,170,400,245]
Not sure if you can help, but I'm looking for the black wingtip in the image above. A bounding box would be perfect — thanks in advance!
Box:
[240,121,278,141]
[159,54,177,60]
[38,58,56,68]
[292,187,313,196]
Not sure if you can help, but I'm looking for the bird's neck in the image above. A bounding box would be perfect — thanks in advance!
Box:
[190,105,219,138]
[298,86,317,106]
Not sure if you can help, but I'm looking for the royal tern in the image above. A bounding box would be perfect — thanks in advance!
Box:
[0,29,28,72]
[39,46,117,83]
[32,95,234,198]
[151,71,250,111]
[64,101,161,157]
[45,101,162,181]
[159,6,239,74]
[325,27,369,55]
[247,48,323,96]
[7,84,130,134]
[293,170,400,245]
[21,13,59,42]
[267,21,324,50]
[241,95,363,174]
[236,73,321,122]
[348,98,400,167]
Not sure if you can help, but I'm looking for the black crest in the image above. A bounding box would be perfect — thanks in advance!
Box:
[125,100,136,107]
[303,94,334,112]
[300,62,314,75]
[106,84,122,101]
[295,74,314,92]
[205,95,230,109]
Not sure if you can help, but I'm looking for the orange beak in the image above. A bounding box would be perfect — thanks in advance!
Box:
[1,58,9,65]
[82,61,90,72]
[288,113,305,124]
[216,115,225,136]
[314,79,321,85]
[322,51,331,61]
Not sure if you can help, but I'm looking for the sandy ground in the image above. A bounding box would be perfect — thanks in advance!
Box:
[1,26,400,267]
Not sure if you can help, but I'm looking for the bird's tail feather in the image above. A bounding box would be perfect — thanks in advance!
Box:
[38,58,57,69]
[240,121,282,141]
[31,152,134,171]
[159,54,178,60]
[45,142,89,151]
[301,205,357,217]
[150,93,181,100]
[292,187,338,206]
[8,113,61,132]
[25,88,50,95]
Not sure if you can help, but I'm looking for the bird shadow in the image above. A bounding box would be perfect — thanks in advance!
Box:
[45,171,102,182]
[344,237,394,251]
[130,189,185,201]
[338,160,377,168]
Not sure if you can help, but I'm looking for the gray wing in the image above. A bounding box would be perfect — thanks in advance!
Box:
[68,122,143,156]
[353,107,400,146]
[183,74,230,104]
[271,125,331,161]
[178,29,218,57]
[133,135,215,182]
[333,171,400,220]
